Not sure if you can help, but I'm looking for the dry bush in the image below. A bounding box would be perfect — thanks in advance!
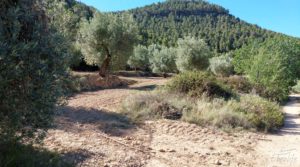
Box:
[121,90,284,132]
[219,75,252,93]
[183,94,283,132]
[231,94,284,131]
[64,72,136,94]
[167,71,234,99]
[182,97,252,130]
[120,91,192,123]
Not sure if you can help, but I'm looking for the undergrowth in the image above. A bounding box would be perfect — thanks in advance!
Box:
[121,90,284,132]
[0,142,73,167]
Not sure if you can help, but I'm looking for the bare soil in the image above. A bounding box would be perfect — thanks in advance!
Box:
[43,74,300,167]
[255,95,300,167]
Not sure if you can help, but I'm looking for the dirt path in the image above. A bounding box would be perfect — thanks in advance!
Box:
[43,76,260,167]
[255,95,300,166]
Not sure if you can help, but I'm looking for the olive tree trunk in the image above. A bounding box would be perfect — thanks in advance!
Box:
[99,46,111,77]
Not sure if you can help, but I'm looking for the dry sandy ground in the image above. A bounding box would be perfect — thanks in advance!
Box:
[255,94,300,167]
[43,75,300,167]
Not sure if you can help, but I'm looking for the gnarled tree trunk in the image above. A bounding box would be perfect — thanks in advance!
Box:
[99,46,111,78]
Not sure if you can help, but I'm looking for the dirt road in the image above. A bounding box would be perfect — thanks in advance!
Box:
[44,76,261,167]
[255,95,300,167]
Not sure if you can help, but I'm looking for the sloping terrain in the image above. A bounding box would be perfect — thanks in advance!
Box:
[128,0,282,52]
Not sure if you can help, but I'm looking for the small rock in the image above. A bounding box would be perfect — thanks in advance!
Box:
[159,149,166,152]
[125,136,132,140]
[124,156,133,161]
[169,149,176,152]
[224,152,230,156]
[215,160,222,165]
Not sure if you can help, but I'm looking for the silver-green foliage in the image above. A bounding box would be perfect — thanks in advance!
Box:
[0,0,70,143]
[209,53,234,77]
[128,45,150,70]
[46,0,84,66]
[78,12,138,71]
[176,36,213,72]
[150,46,178,73]
[292,81,300,93]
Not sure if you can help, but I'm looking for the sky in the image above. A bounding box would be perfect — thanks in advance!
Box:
[78,0,300,38]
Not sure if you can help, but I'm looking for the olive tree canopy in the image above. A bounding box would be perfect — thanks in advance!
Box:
[176,36,213,72]
[78,12,138,77]
[0,0,70,143]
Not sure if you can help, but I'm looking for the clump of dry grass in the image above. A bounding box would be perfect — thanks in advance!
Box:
[182,97,252,130]
[121,91,284,132]
[120,90,193,123]
[64,72,136,94]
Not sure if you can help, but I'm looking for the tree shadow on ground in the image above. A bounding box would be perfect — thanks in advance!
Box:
[0,142,81,167]
[275,114,300,136]
[120,84,158,91]
[61,149,103,166]
[55,106,136,137]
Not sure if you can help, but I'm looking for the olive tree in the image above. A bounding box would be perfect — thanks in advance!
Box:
[78,12,138,77]
[150,46,178,74]
[46,0,83,66]
[176,36,213,72]
[209,53,234,77]
[128,45,150,71]
[0,0,70,143]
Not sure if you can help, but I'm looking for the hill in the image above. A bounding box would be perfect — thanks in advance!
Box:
[129,0,283,52]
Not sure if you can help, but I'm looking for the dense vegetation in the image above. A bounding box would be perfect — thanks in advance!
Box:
[129,0,278,52]
[233,36,300,101]
[1,0,300,165]
[0,0,70,144]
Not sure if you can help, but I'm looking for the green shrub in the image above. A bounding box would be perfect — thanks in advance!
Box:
[209,53,234,77]
[167,71,234,99]
[219,75,252,93]
[292,80,300,93]
[231,94,284,131]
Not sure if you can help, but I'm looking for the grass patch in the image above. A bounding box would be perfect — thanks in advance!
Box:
[121,91,284,132]
[0,142,72,167]
[120,90,193,123]
[182,97,252,131]
[231,94,284,132]
[63,72,136,94]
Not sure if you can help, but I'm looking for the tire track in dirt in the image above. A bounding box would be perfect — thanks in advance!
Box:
[145,120,259,167]
[43,75,260,167]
